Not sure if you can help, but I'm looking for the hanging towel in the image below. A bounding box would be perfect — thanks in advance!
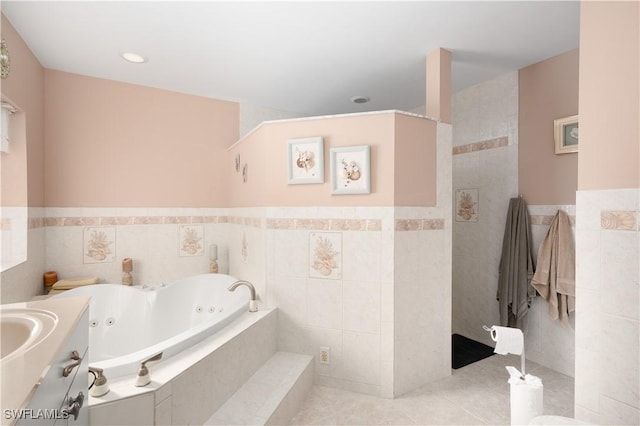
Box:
[531,210,575,326]
[497,197,536,329]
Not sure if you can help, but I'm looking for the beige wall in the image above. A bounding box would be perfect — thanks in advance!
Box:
[1,14,45,207]
[578,1,639,190]
[394,113,437,206]
[43,70,239,208]
[228,112,437,208]
[519,49,579,204]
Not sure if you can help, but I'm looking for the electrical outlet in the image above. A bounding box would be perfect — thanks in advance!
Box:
[320,347,330,365]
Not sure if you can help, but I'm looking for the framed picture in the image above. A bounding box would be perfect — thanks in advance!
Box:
[554,115,579,154]
[330,145,371,195]
[287,136,324,184]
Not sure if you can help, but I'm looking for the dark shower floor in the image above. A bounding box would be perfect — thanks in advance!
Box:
[452,333,495,369]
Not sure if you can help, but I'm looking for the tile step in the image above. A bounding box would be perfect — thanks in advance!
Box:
[205,351,313,425]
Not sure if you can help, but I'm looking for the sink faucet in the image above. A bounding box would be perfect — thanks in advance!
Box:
[228,280,258,312]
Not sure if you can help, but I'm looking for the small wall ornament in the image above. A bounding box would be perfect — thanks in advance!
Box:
[1,39,10,79]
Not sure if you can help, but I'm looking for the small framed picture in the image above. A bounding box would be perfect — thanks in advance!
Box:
[554,115,579,154]
[287,137,324,184]
[330,145,371,195]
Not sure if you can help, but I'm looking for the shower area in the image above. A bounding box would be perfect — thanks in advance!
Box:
[451,49,579,378]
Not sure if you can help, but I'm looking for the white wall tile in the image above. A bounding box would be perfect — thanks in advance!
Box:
[342,280,380,334]
[342,331,381,386]
[600,231,639,320]
[307,278,342,330]
[575,229,601,291]
[305,326,343,378]
[273,230,308,279]
[274,276,308,326]
[599,314,639,409]
[599,395,640,426]
[342,232,381,283]
[575,188,640,422]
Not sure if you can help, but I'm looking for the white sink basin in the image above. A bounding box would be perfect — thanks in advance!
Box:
[0,308,58,361]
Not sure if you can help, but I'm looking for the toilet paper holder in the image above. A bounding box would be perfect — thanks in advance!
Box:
[483,325,526,379]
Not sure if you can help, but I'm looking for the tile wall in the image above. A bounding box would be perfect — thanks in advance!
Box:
[574,188,639,425]
[18,201,450,399]
[451,71,576,377]
[264,206,393,397]
[393,122,452,397]
[527,204,576,377]
[451,72,519,346]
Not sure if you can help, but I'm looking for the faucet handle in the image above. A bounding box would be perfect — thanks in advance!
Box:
[135,352,163,387]
[141,352,163,368]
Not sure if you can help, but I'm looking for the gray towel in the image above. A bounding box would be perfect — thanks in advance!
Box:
[497,197,536,329]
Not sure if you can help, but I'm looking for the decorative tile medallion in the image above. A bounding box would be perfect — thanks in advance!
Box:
[601,211,638,231]
[179,225,204,256]
[83,227,115,263]
[455,188,479,222]
[309,232,342,280]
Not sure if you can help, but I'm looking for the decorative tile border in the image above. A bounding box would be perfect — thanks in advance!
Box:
[395,219,445,231]
[227,216,262,228]
[41,215,228,227]
[35,214,382,232]
[266,218,381,232]
[530,214,576,227]
[28,218,45,229]
[601,211,638,231]
[452,136,508,155]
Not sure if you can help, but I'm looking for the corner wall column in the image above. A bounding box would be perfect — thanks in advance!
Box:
[426,48,452,124]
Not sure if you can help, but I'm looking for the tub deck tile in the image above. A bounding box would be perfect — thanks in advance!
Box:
[205,352,313,426]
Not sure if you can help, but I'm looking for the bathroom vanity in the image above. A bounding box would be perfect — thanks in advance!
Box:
[0,297,89,426]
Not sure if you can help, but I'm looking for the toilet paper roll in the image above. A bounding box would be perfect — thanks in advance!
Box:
[490,325,524,355]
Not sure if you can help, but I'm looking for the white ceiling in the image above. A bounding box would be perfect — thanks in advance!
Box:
[2,1,579,116]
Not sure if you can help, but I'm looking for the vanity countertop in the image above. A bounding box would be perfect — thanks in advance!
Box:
[1,296,89,423]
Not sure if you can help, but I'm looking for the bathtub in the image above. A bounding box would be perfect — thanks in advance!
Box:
[52,273,250,380]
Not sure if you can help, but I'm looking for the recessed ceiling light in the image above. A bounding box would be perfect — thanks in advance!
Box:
[121,52,146,64]
[350,96,370,104]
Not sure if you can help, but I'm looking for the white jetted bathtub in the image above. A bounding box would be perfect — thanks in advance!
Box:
[52,273,250,380]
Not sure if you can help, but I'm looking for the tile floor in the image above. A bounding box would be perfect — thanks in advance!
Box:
[290,354,575,425]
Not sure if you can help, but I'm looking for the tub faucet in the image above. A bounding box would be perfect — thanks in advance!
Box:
[88,366,110,397]
[135,352,163,387]
[228,280,258,312]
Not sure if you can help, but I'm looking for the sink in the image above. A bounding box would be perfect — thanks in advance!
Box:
[0,308,58,361]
